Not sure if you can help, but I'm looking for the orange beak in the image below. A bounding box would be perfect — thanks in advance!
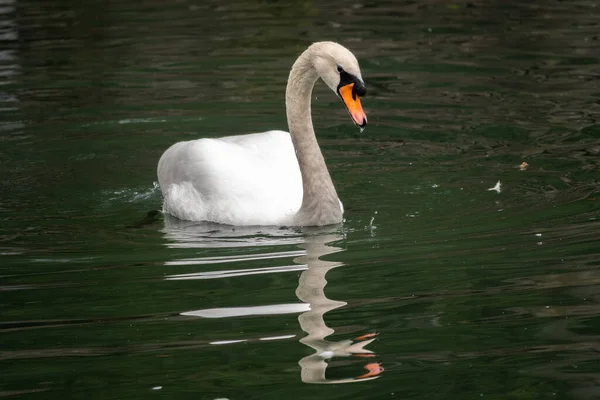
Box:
[338,83,367,128]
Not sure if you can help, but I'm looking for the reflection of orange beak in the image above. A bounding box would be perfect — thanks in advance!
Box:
[356,362,384,379]
[354,332,378,341]
[353,353,376,358]
[338,83,367,128]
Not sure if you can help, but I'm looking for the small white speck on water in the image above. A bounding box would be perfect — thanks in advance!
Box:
[151,386,162,391]
[487,181,502,193]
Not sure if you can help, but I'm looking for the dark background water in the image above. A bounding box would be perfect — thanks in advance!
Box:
[1,0,600,399]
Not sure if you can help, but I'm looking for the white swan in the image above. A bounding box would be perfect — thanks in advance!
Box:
[157,41,367,226]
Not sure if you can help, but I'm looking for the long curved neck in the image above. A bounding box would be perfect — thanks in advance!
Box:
[286,50,342,226]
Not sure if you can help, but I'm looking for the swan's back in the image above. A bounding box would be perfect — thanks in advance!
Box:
[157,130,303,225]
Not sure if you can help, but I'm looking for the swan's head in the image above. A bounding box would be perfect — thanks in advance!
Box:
[309,42,368,128]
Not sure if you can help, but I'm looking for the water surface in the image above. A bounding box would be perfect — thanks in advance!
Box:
[2,1,600,399]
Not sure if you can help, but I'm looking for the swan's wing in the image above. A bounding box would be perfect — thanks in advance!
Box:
[185,130,298,198]
[218,130,292,153]
[157,130,302,224]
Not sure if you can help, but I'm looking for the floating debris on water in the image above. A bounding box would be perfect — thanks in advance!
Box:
[519,162,529,171]
[488,181,502,193]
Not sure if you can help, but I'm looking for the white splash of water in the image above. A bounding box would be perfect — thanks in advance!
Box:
[106,181,161,203]
[366,210,378,236]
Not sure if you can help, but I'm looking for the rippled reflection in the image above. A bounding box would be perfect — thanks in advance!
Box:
[162,217,383,384]
[295,233,383,383]
[0,0,21,134]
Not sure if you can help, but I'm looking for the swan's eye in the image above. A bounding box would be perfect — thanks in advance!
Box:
[337,65,343,73]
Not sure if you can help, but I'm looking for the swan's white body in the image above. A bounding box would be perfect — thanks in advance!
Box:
[157,42,366,226]
[158,130,303,225]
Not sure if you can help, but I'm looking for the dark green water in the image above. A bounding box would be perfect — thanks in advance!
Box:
[2,0,600,399]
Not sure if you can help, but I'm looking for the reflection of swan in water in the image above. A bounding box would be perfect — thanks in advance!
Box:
[295,232,383,383]
[161,217,383,383]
